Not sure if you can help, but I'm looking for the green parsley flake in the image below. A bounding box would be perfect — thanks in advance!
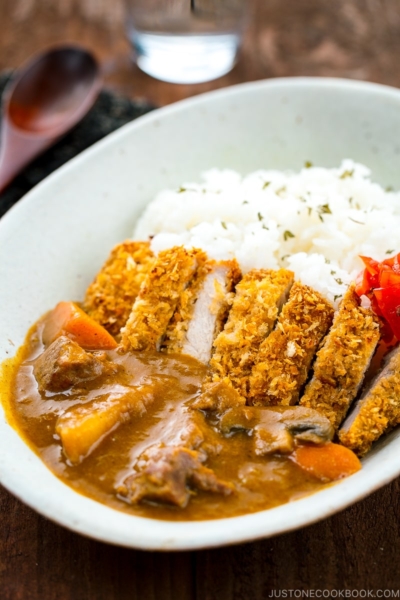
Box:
[304,161,313,168]
[340,169,354,179]
[262,181,271,189]
[319,203,332,215]
[221,221,227,230]
[283,230,295,241]
[386,249,395,255]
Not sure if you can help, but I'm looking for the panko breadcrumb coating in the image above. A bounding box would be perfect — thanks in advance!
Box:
[84,241,154,336]
[164,259,241,363]
[206,268,294,399]
[339,345,400,456]
[120,246,199,352]
[300,285,380,429]
[161,251,212,353]
[184,260,241,363]
[249,282,334,407]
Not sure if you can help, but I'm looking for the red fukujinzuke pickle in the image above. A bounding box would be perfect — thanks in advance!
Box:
[373,285,400,341]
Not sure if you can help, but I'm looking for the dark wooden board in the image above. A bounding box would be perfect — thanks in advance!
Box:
[1,478,400,599]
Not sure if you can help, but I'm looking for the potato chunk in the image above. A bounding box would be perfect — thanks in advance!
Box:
[56,385,155,464]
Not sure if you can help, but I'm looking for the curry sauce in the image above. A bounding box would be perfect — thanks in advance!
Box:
[0,321,331,521]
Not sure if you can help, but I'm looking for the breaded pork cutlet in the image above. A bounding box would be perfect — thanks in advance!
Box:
[163,258,241,364]
[205,268,294,399]
[120,246,200,352]
[84,241,154,336]
[339,345,400,456]
[248,282,334,407]
[161,250,210,355]
[300,284,380,429]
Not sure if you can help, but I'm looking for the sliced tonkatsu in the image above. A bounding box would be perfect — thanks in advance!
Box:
[248,282,334,407]
[339,345,400,455]
[300,285,381,429]
[84,240,154,335]
[83,249,399,460]
[205,268,294,399]
[161,250,210,354]
[120,246,200,352]
[163,257,241,364]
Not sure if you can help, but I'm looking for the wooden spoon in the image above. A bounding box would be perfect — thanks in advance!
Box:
[0,45,101,194]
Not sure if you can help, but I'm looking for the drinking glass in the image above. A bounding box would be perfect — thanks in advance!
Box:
[125,0,247,84]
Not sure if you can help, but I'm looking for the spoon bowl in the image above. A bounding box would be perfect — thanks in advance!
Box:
[0,46,101,193]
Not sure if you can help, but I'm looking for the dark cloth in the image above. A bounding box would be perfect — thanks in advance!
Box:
[0,71,155,218]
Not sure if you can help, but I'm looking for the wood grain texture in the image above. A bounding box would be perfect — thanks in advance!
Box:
[1,0,400,597]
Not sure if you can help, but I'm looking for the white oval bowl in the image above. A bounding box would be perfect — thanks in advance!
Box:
[1,77,400,550]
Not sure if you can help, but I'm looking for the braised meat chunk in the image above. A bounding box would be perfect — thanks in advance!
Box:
[192,380,246,412]
[117,445,234,508]
[34,336,113,393]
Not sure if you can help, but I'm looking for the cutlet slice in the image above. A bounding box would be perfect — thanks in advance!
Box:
[339,345,400,456]
[120,246,199,352]
[248,282,334,407]
[161,252,212,354]
[206,268,294,399]
[300,285,380,429]
[84,241,154,336]
[164,259,241,364]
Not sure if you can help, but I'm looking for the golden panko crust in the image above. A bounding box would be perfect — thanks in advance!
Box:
[248,282,334,407]
[84,241,154,336]
[119,246,199,352]
[339,348,400,456]
[300,285,380,429]
[161,253,215,354]
[210,259,242,342]
[207,268,294,399]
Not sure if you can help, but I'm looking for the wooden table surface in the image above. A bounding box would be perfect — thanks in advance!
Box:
[1,1,400,597]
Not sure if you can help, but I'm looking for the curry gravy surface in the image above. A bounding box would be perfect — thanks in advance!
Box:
[0,323,328,521]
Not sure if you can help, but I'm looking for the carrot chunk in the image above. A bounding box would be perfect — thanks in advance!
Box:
[292,442,361,482]
[43,301,117,350]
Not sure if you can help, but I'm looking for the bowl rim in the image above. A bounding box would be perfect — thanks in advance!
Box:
[4,73,400,229]
[1,76,400,551]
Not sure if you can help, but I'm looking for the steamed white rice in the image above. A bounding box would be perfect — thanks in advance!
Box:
[133,160,400,307]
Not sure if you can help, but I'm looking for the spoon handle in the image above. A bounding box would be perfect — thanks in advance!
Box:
[0,120,51,194]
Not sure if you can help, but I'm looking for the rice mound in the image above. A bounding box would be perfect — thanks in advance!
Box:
[133,160,400,307]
